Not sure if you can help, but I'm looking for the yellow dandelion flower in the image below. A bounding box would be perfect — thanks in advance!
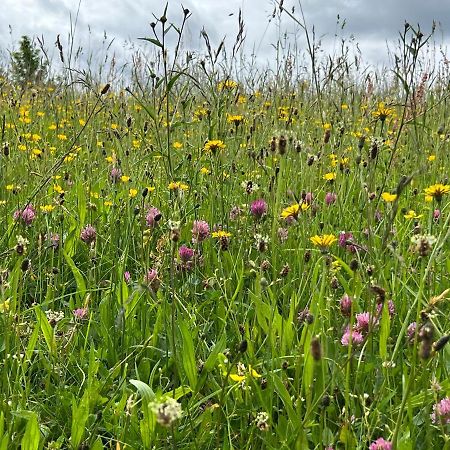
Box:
[200,167,210,175]
[48,124,57,130]
[104,200,113,207]
[120,175,130,183]
[129,188,138,198]
[227,114,244,126]
[168,181,189,191]
[172,141,183,149]
[79,119,86,126]
[381,192,397,202]
[323,172,336,181]
[404,210,423,220]
[427,155,436,162]
[372,102,394,121]
[53,184,64,194]
[212,230,232,238]
[6,184,14,191]
[0,299,10,313]
[281,203,309,220]
[57,134,67,141]
[310,234,337,248]
[424,184,450,202]
[40,204,55,213]
[204,140,225,153]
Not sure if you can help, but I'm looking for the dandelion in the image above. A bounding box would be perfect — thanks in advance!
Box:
[424,183,450,202]
[281,203,309,221]
[381,192,397,202]
[323,172,336,182]
[168,181,189,191]
[310,234,337,249]
[404,210,423,219]
[250,199,268,219]
[80,224,96,245]
[129,188,138,198]
[211,230,232,239]
[150,397,183,427]
[369,438,392,450]
[204,140,225,153]
[372,102,393,122]
[192,220,210,243]
[227,114,244,126]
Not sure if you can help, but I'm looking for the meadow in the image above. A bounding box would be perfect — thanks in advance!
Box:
[0,8,449,450]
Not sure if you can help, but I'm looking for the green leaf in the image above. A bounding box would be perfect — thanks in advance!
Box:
[21,412,40,450]
[379,301,391,360]
[63,250,87,302]
[139,37,163,48]
[35,308,56,356]
[71,393,89,449]
[179,319,198,389]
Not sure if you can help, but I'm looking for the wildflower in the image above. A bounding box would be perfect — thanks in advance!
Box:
[372,102,393,122]
[381,192,397,202]
[40,204,55,214]
[338,232,357,253]
[212,230,232,239]
[406,322,417,344]
[281,203,309,220]
[404,210,423,219]
[433,209,441,221]
[120,175,130,183]
[355,312,376,332]
[323,172,336,182]
[227,114,244,126]
[200,167,210,175]
[341,326,364,346]
[376,300,395,318]
[179,245,194,262]
[229,205,243,221]
[80,224,96,245]
[340,294,352,317]
[431,397,450,425]
[204,140,225,153]
[45,233,60,250]
[218,79,238,90]
[424,183,450,202]
[229,363,261,383]
[250,199,268,219]
[255,412,270,431]
[410,234,437,257]
[13,204,36,226]
[254,234,269,252]
[150,397,183,427]
[369,438,392,450]
[46,309,64,326]
[124,271,131,283]
[310,234,337,249]
[168,181,189,191]
[297,308,314,325]
[192,220,210,243]
[110,167,122,183]
[73,307,88,320]
[172,141,183,149]
[277,227,289,243]
[144,269,160,292]
[145,207,162,227]
[304,192,314,204]
[325,192,337,205]
[0,299,10,313]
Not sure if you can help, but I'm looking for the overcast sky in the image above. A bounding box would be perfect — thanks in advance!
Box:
[1,0,450,75]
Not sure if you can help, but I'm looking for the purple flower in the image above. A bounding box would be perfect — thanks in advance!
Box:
[304,192,314,204]
[406,322,417,343]
[369,438,392,450]
[341,326,364,346]
[145,207,162,227]
[431,397,450,424]
[355,312,376,332]
[376,300,395,318]
[80,224,96,244]
[45,232,60,249]
[434,209,441,221]
[110,167,122,183]
[192,220,210,243]
[13,204,36,226]
[339,231,357,253]
[73,307,88,320]
[340,294,352,317]
[144,269,160,292]
[124,271,131,284]
[179,244,194,262]
[325,192,337,206]
[250,199,268,219]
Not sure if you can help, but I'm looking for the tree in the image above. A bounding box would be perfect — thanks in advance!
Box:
[11,35,47,85]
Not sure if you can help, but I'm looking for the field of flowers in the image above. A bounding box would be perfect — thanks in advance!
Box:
[0,14,449,450]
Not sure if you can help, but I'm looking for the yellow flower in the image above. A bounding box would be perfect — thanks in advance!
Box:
[40,204,55,213]
[212,230,232,238]
[372,102,394,121]
[168,181,189,191]
[111,123,118,130]
[53,184,65,194]
[281,203,309,219]
[172,141,183,149]
[424,184,450,202]
[323,123,332,130]
[120,175,130,183]
[381,192,397,202]
[227,114,244,126]
[218,79,238,91]
[228,364,261,383]
[323,172,336,181]
[428,155,436,162]
[48,124,57,130]
[6,184,14,191]
[79,119,86,126]
[129,188,138,198]
[0,299,10,313]
[404,210,423,220]
[57,134,67,141]
[200,167,210,175]
[310,234,337,248]
[204,140,225,153]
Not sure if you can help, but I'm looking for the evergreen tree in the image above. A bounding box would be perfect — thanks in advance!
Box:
[11,36,46,85]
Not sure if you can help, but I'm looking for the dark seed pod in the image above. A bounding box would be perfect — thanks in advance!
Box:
[101,83,110,95]
[321,394,331,407]
[21,259,31,272]
[311,337,322,361]
[433,335,450,352]
[238,340,248,353]
[349,259,359,271]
